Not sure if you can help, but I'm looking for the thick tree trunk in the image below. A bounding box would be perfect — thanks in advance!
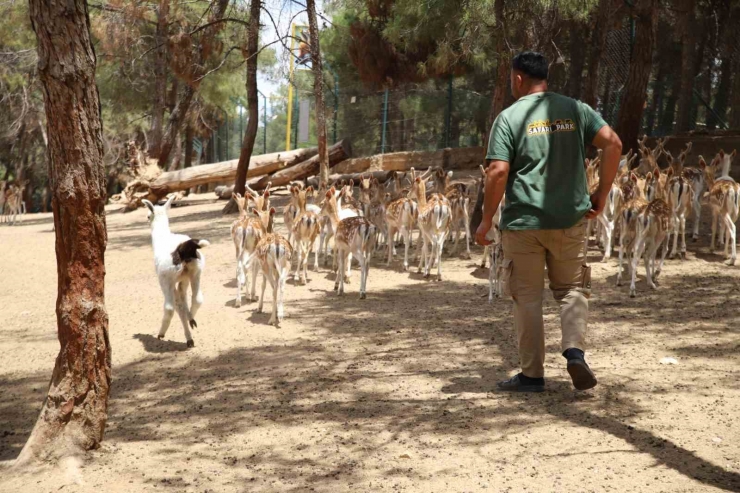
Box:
[184,122,194,168]
[158,85,194,169]
[710,5,736,130]
[564,20,587,100]
[487,0,508,129]
[224,0,261,215]
[148,0,169,157]
[22,0,111,464]
[615,0,657,155]
[307,0,330,187]
[675,0,696,132]
[583,0,611,108]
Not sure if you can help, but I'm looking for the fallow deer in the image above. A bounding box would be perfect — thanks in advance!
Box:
[709,150,739,265]
[616,173,648,287]
[663,150,695,259]
[409,171,452,280]
[291,186,321,284]
[255,232,293,327]
[320,188,377,299]
[433,168,472,258]
[231,197,275,307]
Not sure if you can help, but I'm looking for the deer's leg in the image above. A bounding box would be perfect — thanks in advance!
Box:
[402,227,410,271]
[387,224,396,266]
[724,216,736,265]
[257,269,267,313]
[338,252,346,295]
[679,214,687,258]
[692,196,701,240]
[235,247,245,308]
[710,212,718,252]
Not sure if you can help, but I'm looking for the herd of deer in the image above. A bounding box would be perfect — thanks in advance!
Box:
[582,136,738,298]
[0,180,29,225]
[224,166,475,326]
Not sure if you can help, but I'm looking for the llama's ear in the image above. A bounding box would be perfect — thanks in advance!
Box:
[142,199,155,212]
[164,195,176,209]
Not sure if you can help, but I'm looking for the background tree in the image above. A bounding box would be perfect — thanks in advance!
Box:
[307,0,331,187]
[19,0,111,463]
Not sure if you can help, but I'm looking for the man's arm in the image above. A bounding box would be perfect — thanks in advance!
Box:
[586,125,622,219]
[475,159,510,246]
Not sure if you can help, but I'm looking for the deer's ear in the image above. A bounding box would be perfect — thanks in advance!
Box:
[269,207,276,216]
[667,167,674,177]
[699,157,707,169]
[415,177,421,183]
[646,172,653,181]
[630,172,638,183]
[306,186,314,194]
[326,190,333,199]
[263,190,270,198]
[249,207,258,215]
[732,149,737,159]
[348,179,354,187]
[719,149,725,158]
[142,199,155,212]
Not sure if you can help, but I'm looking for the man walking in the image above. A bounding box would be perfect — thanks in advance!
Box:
[475,51,622,392]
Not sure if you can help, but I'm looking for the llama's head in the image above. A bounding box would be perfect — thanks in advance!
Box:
[142,195,175,228]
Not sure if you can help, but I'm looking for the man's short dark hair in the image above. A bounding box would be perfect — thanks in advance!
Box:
[512,51,549,81]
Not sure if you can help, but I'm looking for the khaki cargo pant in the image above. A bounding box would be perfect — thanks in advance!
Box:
[501,220,591,378]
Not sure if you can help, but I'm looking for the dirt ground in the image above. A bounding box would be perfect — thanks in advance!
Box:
[0,190,739,493]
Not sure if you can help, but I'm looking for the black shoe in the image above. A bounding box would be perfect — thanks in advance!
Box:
[563,349,597,390]
[496,373,545,393]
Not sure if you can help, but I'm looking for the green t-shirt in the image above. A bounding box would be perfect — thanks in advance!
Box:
[486,92,607,230]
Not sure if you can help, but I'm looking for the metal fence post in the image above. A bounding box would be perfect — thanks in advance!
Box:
[381,88,389,154]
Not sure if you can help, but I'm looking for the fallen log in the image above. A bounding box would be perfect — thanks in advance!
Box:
[305,170,395,188]
[147,146,320,198]
[252,140,352,190]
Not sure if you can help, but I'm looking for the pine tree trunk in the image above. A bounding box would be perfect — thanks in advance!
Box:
[488,0,509,128]
[615,0,657,154]
[708,3,733,130]
[224,0,260,215]
[158,85,194,169]
[675,0,696,132]
[184,122,195,168]
[307,0,330,187]
[564,20,587,100]
[21,0,111,464]
[583,0,611,108]
[148,0,170,157]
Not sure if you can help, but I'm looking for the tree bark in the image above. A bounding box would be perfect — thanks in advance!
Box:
[184,121,195,168]
[583,0,612,108]
[614,0,657,155]
[148,0,169,157]
[674,0,696,132]
[564,19,587,100]
[307,0,330,188]
[224,0,261,215]
[487,0,508,129]
[158,85,194,169]
[22,0,111,464]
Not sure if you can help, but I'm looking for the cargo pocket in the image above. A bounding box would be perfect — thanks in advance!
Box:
[500,258,515,297]
[578,264,592,299]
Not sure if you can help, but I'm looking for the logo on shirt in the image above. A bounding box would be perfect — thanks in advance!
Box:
[527,119,576,136]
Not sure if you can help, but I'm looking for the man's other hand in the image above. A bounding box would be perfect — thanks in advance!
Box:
[476,218,494,246]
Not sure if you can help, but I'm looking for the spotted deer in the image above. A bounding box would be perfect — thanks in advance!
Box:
[635,137,666,176]
[284,185,318,245]
[231,196,275,307]
[709,150,739,265]
[433,168,472,258]
[320,188,377,299]
[628,171,671,297]
[255,232,293,327]
[663,150,695,259]
[385,170,426,271]
[292,186,321,284]
[616,173,648,287]
[682,154,720,241]
[409,172,452,280]
[359,175,389,251]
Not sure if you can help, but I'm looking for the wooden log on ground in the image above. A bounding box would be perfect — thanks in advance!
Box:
[252,140,352,190]
[379,147,485,172]
[148,146,320,197]
[305,170,395,188]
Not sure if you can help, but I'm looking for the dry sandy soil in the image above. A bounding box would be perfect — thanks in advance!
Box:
[0,191,738,493]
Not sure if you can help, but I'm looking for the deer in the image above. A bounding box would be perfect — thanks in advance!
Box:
[142,196,209,347]
[635,137,666,176]
[680,154,720,241]
[291,186,321,284]
[432,168,472,258]
[230,194,275,307]
[385,168,428,270]
[708,150,739,265]
[628,171,671,297]
[2,183,23,226]
[616,173,648,288]
[359,175,389,252]
[320,188,377,299]
[254,231,293,327]
[284,184,317,245]
[663,150,695,259]
[409,170,452,281]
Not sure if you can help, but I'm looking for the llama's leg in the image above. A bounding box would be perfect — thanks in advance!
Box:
[157,285,176,339]
[174,282,195,347]
[189,268,203,321]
